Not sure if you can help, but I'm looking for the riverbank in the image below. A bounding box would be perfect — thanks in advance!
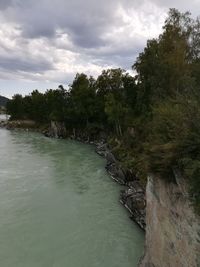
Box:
[2,119,200,266]
[42,121,146,230]
[95,142,146,230]
[0,127,144,267]
[0,119,146,230]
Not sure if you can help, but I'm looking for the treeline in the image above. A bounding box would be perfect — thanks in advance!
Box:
[7,9,200,211]
[7,69,135,136]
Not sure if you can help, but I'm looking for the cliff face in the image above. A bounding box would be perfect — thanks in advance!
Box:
[140,175,200,267]
[44,121,67,138]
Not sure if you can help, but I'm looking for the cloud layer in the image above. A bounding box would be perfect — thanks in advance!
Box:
[0,0,199,96]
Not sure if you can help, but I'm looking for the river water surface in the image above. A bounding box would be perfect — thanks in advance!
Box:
[0,127,144,267]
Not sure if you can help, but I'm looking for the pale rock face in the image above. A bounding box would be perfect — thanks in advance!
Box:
[139,175,200,267]
[49,121,67,138]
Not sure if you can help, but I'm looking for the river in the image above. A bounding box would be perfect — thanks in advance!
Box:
[0,127,144,267]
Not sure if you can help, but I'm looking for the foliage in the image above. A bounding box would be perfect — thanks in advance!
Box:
[6,9,200,211]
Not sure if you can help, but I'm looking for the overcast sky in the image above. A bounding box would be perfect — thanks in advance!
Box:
[0,0,199,98]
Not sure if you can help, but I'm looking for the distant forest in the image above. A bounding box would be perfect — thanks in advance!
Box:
[0,95,9,107]
[7,9,200,211]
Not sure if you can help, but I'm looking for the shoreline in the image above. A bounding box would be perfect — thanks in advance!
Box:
[0,119,146,230]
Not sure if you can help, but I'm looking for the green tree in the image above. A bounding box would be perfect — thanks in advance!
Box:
[68,73,97,128]
[7,94,25,119]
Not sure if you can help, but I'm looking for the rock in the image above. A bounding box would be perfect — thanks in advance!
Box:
[95,140,146,230]
[6,120,36,130]
[139,175,200,267]
[106,163,126,184]
[46,121,67,138]
[0,120,7,127]
[95,143,107,157]
[120,182,146,230]
[105,151,116,164]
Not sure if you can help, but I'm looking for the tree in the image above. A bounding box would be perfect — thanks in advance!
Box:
[68,73,97,128]
[7,94,25,119]
[133,9,196,114]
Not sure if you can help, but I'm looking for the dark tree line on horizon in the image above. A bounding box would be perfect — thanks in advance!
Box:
[7,9,200,211]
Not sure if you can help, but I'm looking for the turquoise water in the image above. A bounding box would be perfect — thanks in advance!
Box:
[0,128,144,267]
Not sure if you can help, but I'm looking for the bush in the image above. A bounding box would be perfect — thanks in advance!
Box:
[145,97,200,211]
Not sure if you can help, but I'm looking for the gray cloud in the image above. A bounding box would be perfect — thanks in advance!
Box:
[0,56,54,72]
[5,0,117,46]
[2,1,199,48]
[0,0,199,95]
[152,0,199,13]
[0,0,14,10]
